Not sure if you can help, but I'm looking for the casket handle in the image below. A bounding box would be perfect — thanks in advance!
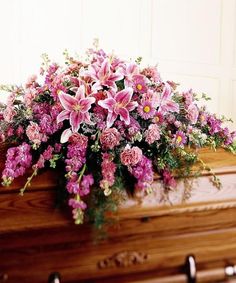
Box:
[0,273,8,282]
[185,255,197,283]
[185,255,236,282]
[48,272,61,283]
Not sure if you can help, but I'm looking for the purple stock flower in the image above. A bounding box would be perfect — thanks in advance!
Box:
[2,143,32,184]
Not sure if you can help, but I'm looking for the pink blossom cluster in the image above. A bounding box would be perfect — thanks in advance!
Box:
[100,153,116,191]
[33,145,54,170]
[129,156,154,191]
[65,133,88,173]
[2,143,32,185]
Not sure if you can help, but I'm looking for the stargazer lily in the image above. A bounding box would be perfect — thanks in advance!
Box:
[158,83,179,114]
[84,59,123,92]
[98,87,138,128]
[57,85,95,139]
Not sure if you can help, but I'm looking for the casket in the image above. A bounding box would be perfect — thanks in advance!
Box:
[0,147,236,283]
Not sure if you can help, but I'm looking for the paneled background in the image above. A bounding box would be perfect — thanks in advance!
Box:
[0,0,235,127]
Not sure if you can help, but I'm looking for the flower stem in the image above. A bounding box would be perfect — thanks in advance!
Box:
[78,163,87,183]
[197,157,221,189]
[19,168,38,196]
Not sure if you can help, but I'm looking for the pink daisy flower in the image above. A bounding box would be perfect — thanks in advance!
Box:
[152,111,164,124]
[133,75,147,94]
[173,131,187,147]
[138,100,156,120]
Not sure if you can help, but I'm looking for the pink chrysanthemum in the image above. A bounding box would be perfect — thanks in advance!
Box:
[173,131,187,146]
[137,100,156,120]
[152,111,164,124]
[133,75,147,93]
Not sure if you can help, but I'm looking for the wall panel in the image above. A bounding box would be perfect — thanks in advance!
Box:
[152,0,221,65]
[0,0,235,126]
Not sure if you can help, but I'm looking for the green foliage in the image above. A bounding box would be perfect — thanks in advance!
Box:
[115,79,125,91]
[135,56,142,65]
[49,154,62,168]
[34,90,54,105]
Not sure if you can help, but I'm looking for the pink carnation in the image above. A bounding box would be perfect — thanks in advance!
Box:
[26,121,45,146]
[3,106,16,123]
[145,124,161,144]
[25,75,38,89]
[100,153,116,189]
[100,128,121,149]
[141,66,161,82]
[24,90,36,107]
[68,133,88,149]
[120,146,142,166]
[183,89,193,106]
[187,103,199,124]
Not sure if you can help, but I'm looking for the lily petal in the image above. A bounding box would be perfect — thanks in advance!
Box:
[103,80,118,91]
[126,101,138,112]
[70,87,79,93]
[57,110,70,123]
[98,98,115,111]
[75,85,85,101]
[164,100,179,113]
[83,112,95,125]
[162,83,172,101]
[70,111,82,132]
[98,59,110,80]
[127,62,139,76]
[109,71,124,82]
[80,96,96,113]
[106,111,117,128]
[115,88,133,106]
[83,65,98,80]
[92,81,103,92]
[118,107,130,125]
[60,128,72,143]
[59,92,77,111]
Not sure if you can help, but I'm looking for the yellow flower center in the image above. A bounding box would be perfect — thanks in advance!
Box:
[73,104,81,111]
[136,84,143,91]
[176,136,182,143]
[154,116,159,122]
[143,105,151,113]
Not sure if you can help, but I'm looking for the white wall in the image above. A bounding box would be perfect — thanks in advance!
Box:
[0,0,236,126]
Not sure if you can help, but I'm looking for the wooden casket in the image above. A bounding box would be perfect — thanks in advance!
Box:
[0,148,236,283]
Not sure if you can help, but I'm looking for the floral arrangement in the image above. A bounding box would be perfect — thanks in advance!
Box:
[0,46,235,226]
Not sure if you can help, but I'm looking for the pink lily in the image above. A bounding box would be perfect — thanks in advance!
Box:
[98,87,138,128]
[122,62,139,87]
[158,83,179,114]
[57,85,95,133]
[84,59,123,91]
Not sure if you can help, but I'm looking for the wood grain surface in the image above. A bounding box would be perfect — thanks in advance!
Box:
[0,147,236,282]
